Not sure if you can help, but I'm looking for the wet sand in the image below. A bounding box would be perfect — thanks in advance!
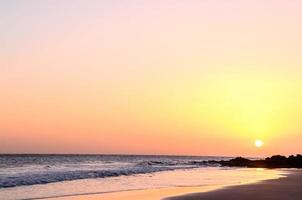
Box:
[46,186,223,200]
[47,170,289,200]
[167,170,301,200]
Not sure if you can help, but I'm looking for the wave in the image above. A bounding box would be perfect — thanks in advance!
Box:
[135,160,218,167]
[0,168,181,188]
[0,155,226,188]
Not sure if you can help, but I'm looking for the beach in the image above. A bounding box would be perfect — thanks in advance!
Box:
[43,170,296,200]
[44,170,298,200]
[1,155,297,200]
[0,155,285,200]
[168,170,301,200]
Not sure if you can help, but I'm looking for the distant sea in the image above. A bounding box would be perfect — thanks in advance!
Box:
[0,154,282,200]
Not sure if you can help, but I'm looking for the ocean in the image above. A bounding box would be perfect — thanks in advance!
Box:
[0,155,282,200]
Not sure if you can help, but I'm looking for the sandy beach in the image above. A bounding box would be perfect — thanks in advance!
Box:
[168,170,301,200]
[48,186,220,200]
[44,170,294,200]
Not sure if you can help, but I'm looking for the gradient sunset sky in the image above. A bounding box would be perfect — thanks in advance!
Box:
[1,0,302,156]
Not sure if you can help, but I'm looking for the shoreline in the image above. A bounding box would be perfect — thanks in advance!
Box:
[167,170,300,200]
[44,169,287,200]
[45,186,223,200]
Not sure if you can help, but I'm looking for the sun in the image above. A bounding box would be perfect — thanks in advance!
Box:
[255,140,264,148]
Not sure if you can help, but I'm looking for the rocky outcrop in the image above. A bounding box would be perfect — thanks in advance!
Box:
[215,155,302,168]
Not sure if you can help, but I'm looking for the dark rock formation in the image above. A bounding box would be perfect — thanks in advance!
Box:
[214,154,302,168]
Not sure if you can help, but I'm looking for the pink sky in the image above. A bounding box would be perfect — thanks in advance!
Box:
[1,0,302,156]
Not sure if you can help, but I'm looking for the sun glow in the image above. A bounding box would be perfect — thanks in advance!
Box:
[255,140,264,148]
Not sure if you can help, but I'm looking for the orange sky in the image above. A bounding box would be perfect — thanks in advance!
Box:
[1,0,302,156]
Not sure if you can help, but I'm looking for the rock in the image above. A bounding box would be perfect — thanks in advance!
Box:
[214,154,302,168]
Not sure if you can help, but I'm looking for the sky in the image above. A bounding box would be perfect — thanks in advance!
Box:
[1,0,302,156]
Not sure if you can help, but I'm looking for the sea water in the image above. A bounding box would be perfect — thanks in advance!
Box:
[0,154,283,200]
